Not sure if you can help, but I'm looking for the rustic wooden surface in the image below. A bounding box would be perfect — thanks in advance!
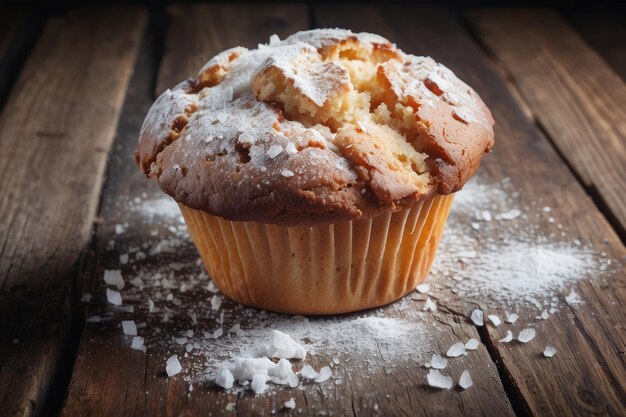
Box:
[566,11,626,81]
[317,7,626,417]
[468,9,626,240]
[60,5,515,417]
[0,4,624,417]
[0,7,145,417]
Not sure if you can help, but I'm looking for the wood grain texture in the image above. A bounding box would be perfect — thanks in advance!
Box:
[61,5,515,417]
[315,5,626,417]
[156,3,308,96]
[468,9,626,240]
[566,11,626,81]
[0,8,145,417]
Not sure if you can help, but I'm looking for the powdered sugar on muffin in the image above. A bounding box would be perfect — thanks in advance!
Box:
[136,29,494,225]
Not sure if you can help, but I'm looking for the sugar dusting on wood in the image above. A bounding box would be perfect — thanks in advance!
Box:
[91,175,618,400]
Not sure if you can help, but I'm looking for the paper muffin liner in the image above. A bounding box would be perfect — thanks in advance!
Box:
[178,194,454,314]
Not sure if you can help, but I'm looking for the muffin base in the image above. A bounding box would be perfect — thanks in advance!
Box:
[179,194,453,314]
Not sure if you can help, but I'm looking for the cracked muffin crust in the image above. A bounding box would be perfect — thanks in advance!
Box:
[136,29,494,226]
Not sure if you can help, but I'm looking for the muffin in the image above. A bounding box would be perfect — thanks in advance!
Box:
[136,29,494,314]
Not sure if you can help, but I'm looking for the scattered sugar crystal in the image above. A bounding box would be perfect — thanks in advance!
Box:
[226,403,235,411]
[86,316,101,323]
[216,113,229,123]
[269,34,280,45]
[122,320,137,336]
[251,373,268,394]
[488,315,501,326]
[225,357,296,388]
[284,398,296,409]
[223,87,234,102]
[499,330,513,343]
[543,206,551,212]
[505,312,519,323]
[166,355,182,377]
[81,293,92,302]
[119,253,129,264]
[265,330,306,359]
[147,299,155,313]
[416,283,430,293]
[496,209,521,220]
[565,291,583,304]
[130,277,144,288]
[315,366,332,383]
[186,330,194,338]
[186,343,193,353]
[281,169,295,177]
[285,143,297,154]
[215,368,234,389]
[266,145,283,158]
[423,297,437,312]
[228,324,245,337]
[471,222,480,230]
[470,309,484,326]
[540,310,549,320]
[189,312,198,325]
[543,346,557,357]
[103,270,124,289]
[465,338,480,350]
[131,336,146,352]
[446,342,466,357]
[207,281,219,293]
[213,328,223,339]
[117,305,134,313]
[211,295,221,310]
[135,251,146,260]
[332,357,340,364]
[106,288,122,306]
[175,337,188,345]
[427,369,453,389]
[458,370,473,389]
[430,354,448,369]
[180,282,194,293]
[518,328,536,343]
[481,210,492,221]
[300,364,319,379]
[115,224,125,234]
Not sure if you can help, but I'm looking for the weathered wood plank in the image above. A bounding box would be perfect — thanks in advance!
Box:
[61,5,515,417]
[566,11,626,81]
[0,8,146,417]
[156,3,308,96]
[468,9,626,240]
[315,4,626,417]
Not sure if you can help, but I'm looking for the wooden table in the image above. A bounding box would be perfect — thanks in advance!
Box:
[0,4,624,417]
